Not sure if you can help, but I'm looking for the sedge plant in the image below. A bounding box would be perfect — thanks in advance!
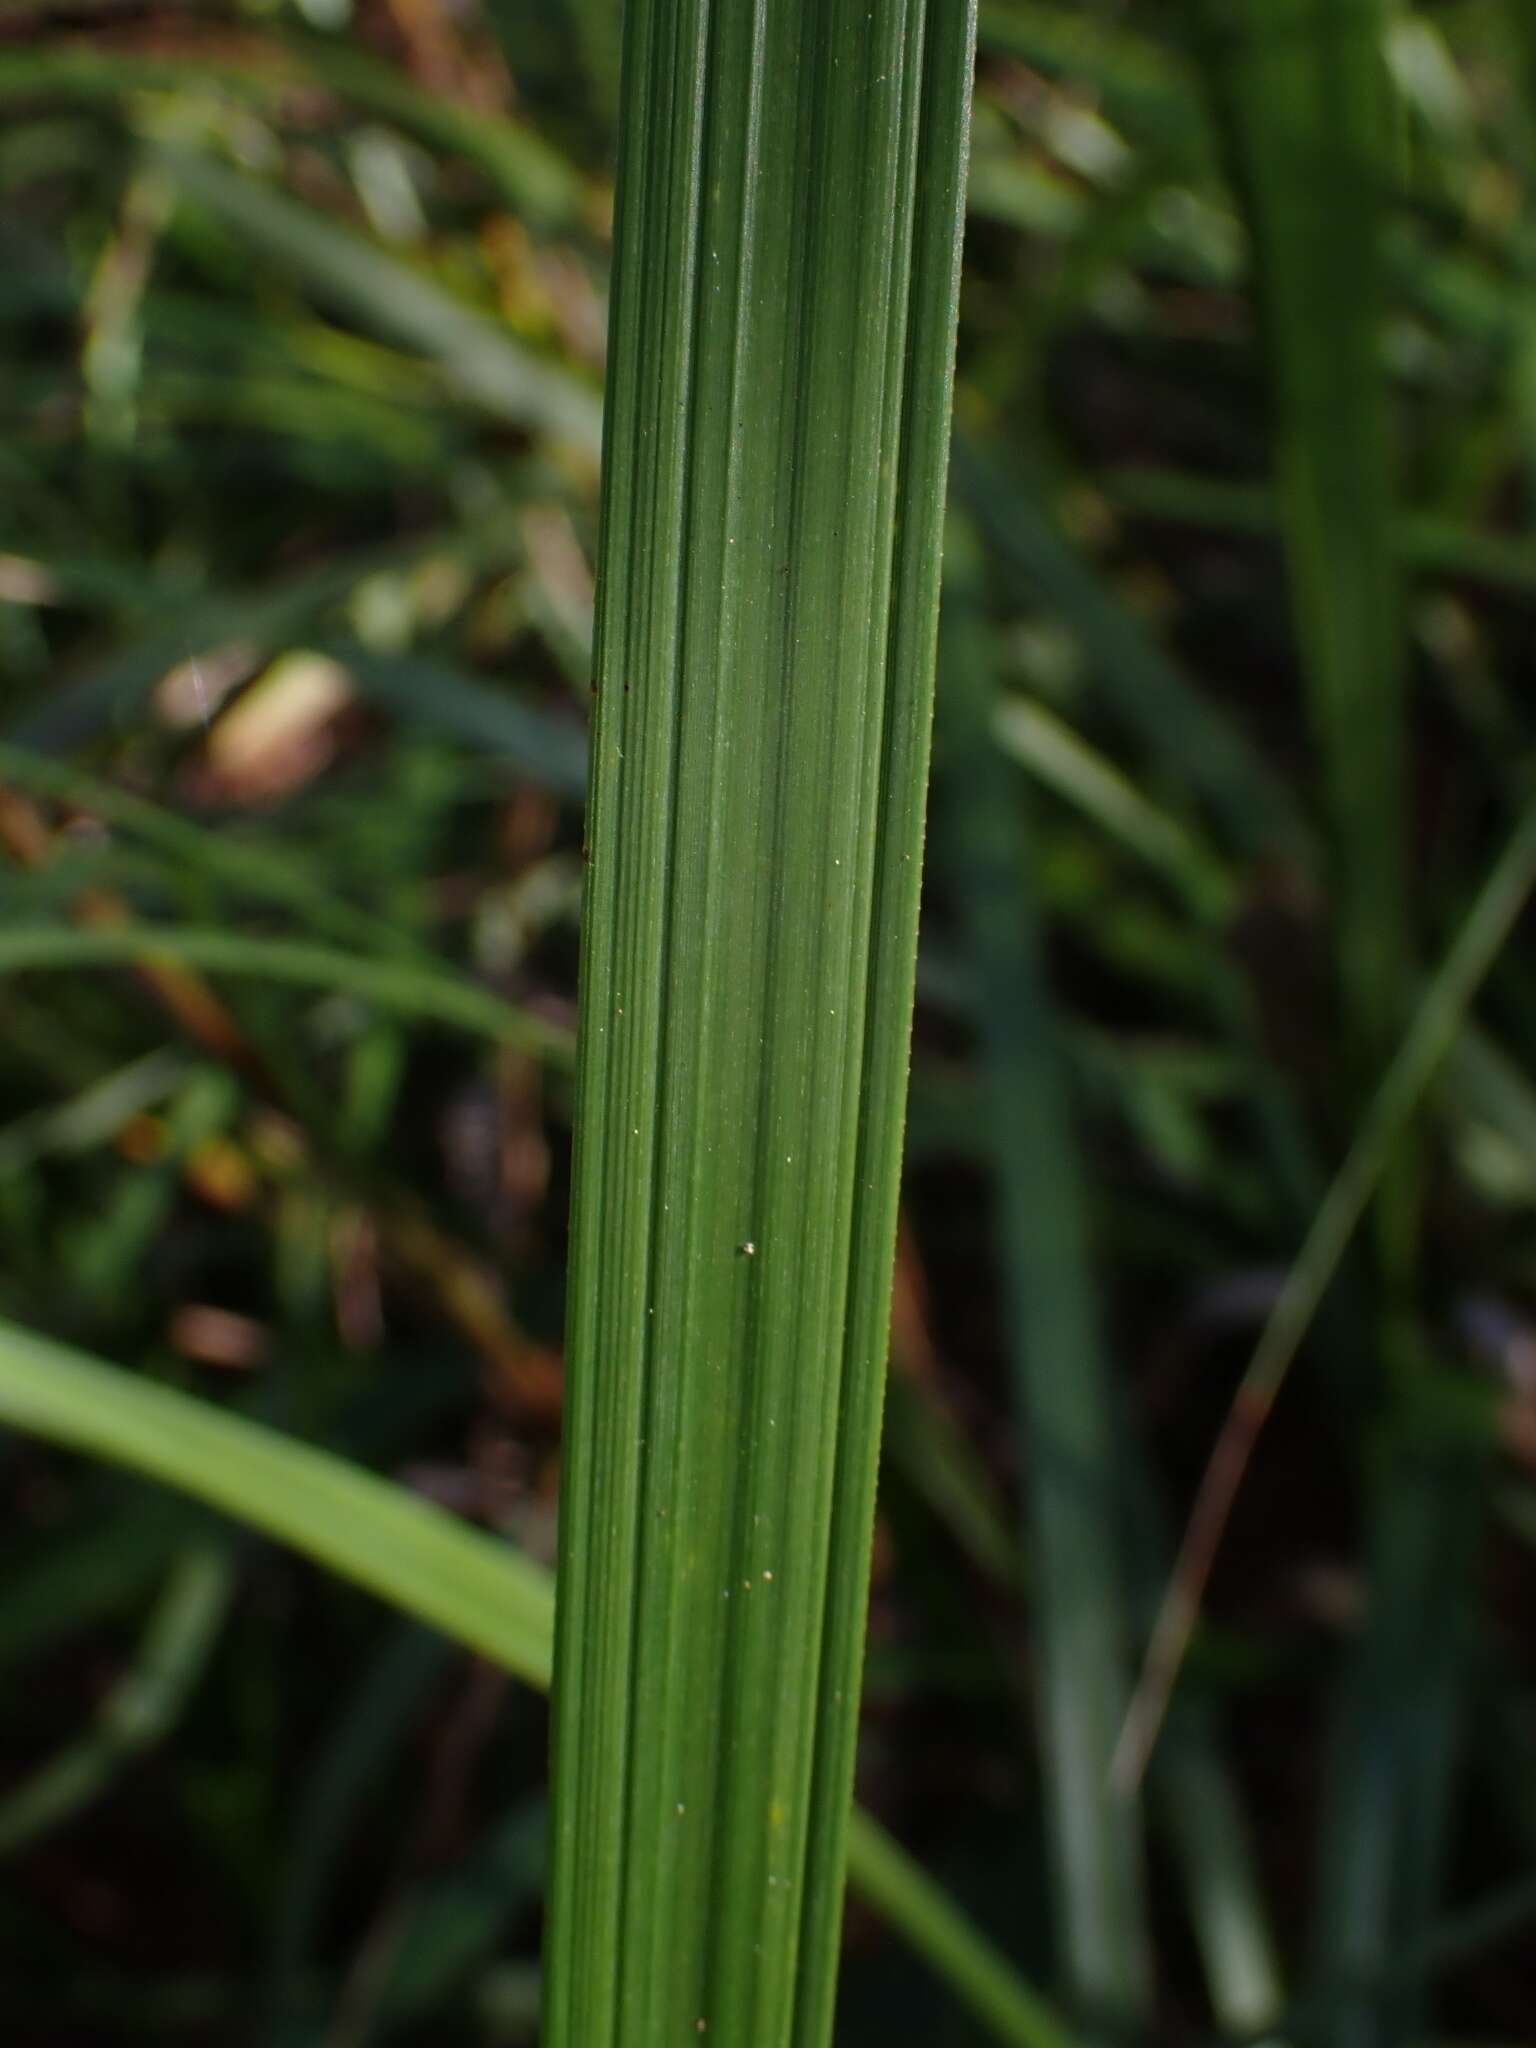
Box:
[544,4,979,2044]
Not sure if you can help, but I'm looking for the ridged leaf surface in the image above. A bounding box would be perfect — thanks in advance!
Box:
[545,4,977,2044]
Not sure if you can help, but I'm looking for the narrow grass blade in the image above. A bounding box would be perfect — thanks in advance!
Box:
[990,693,1234,921]
[0,925,570,1062]
[883,1371,1021,1591]
[1155,1706,1287,2040]
[1188,24,1466,2032]
[547,5,976,2046]
[0,1318,557,1688]
[0,1318,1070,2048]
[1120,1452,1287,2040]
[938,536,1152,2033]
[1192,0,1405,1074]
[953,440,1302,862]
[0,1497,188,1671]
[356,1797,548,2039]
[0,1048,185,1176]
[1117,791,1536,1785]
[0,1543,233,1858]
[318,641,589,800]
[844,1810,1076,2048]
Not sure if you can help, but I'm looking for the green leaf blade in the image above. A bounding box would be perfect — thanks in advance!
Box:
[547,5,978,2045]
[1196,0,1405,1065]
[0,1319,1070,2048]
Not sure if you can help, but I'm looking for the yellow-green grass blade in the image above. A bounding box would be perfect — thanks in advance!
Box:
[0,1321,557,1686]
[0,1319,1069,2048]
[546,4,976,2044]
[937,531,1152,2035]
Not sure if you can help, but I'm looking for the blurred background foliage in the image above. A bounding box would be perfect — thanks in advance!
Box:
[5,0,1536,2043]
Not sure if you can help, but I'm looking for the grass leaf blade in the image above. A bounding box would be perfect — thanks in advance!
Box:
[0,1318,1068,2048]
[546,4,978,2043]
